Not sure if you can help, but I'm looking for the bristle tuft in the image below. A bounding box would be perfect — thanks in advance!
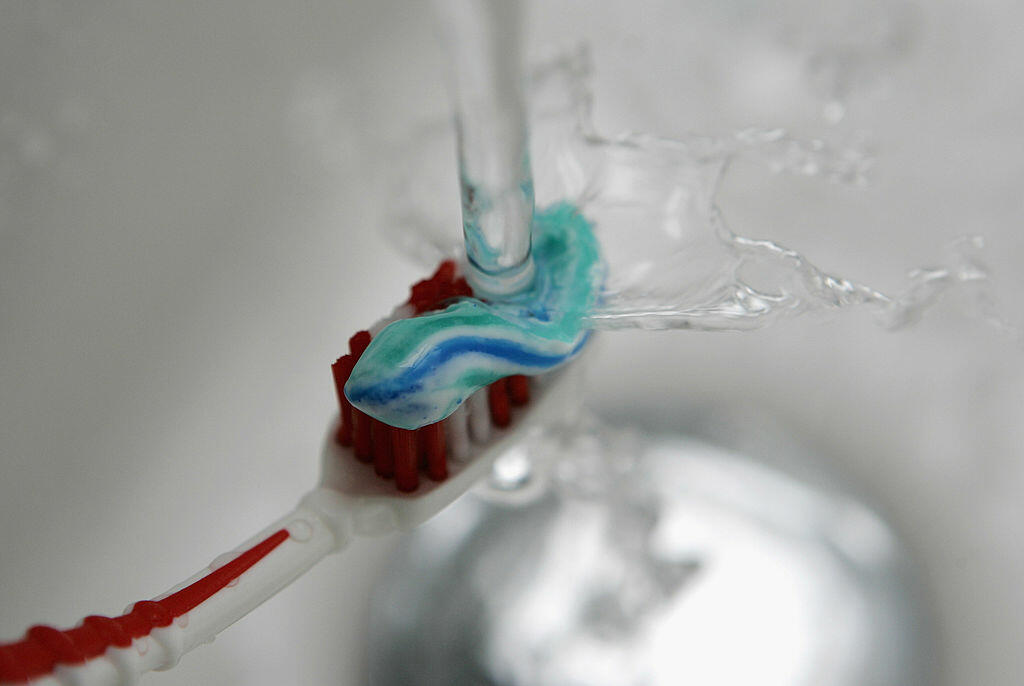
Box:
[508,374,530,406]
[421,423,448,481]
[393,429,419,492]
[333,261,539,492]
[352,411,372,462]
[331,356,355,446]
[372,420,394,478]
[433,260,456,283]
[488,378,511,428]
[349,330,371,358]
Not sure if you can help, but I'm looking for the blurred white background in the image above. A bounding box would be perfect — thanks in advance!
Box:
[1,1,1022,684]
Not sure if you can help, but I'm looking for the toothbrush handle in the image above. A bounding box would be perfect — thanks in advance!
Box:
[0,488,348,686]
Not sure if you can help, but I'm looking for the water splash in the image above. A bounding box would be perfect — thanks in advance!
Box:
[385,48,1010,337]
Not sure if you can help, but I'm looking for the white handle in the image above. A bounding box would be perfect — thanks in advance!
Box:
[1,488,351,686]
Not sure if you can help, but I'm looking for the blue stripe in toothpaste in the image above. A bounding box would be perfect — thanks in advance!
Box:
[345,202,603,430]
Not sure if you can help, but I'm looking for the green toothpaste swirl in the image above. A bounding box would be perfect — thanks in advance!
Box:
[345,202,603,429]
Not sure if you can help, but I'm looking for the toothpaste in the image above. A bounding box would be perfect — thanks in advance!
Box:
[345,202,602,430]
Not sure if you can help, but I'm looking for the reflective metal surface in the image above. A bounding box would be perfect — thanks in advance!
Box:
[368,425,932,686]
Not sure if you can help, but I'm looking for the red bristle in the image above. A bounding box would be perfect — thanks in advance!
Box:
[488,378,511,428]
[409,280,433,302]
[409,280,439,314]
[352,410,373,463]
[349,330,371,358]
[451,277,473,298]
[435,282,453,303]
[392,429,419,492]
[335,422,351,449]
[332,261,482,492]
[331,356,355,446]
[421,422,448,481]
[508,374,530,406]
[434,260,456,283]
[333,423,349,448]
[408,261,468,314]
[347,331,373,461]
[371,420,394,478]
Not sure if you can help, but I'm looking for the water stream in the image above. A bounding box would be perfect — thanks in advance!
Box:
[388,48,1011,338]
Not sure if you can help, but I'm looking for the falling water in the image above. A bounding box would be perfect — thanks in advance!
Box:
[434,0,537,297]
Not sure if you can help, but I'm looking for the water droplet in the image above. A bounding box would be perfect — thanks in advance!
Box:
[288,519,314,542]
[490,448,532,491]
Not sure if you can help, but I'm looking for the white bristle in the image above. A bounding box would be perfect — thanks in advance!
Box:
[445,405,471,463]
[467,390,491,444]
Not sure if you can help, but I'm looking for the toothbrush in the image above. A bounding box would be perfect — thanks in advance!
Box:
[1,2,584,682]
[0,257,588,686]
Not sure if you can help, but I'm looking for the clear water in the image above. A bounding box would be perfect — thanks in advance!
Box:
[434,0,536,296]
[387,48,1012,337]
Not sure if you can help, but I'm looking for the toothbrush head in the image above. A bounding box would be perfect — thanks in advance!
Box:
[320,359,582,533]
[323,259,586,532]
